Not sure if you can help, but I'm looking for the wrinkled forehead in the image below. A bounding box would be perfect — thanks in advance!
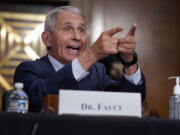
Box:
[56,11,86,27]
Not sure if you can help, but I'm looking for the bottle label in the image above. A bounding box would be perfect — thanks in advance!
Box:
[7,99,28,113]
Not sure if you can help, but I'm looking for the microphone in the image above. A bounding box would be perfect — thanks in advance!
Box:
[31,113,44,135]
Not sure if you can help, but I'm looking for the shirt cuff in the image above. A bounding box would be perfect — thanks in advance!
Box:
[123,66,142,85]
[72,58,89,81]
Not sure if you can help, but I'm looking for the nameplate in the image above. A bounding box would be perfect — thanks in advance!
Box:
[58,90,141,117]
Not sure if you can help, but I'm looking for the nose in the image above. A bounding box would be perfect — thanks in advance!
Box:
[72,30,81,41]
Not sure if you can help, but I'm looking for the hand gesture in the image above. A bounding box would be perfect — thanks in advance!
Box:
[91,27,123,60]
[118,24,137,62]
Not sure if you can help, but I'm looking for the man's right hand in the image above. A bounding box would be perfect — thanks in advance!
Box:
[91,26,123,61]
[78,27,123,71]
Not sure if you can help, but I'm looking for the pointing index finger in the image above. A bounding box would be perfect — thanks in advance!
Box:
[104,26,123,37]
[127,23,137,37]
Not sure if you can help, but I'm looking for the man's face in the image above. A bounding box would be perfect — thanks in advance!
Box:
[45,11,87,64]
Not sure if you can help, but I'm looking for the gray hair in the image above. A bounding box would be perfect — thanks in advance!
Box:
[44,6,84,33]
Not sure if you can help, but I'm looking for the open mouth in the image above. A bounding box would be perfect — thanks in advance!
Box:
[66,45,81,55]
[67,46,80,50]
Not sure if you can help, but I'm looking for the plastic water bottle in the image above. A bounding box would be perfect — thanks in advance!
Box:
[7,82,29,113]
[169,76,180,119]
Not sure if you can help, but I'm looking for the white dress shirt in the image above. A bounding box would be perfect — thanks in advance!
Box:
[48,55,142,85]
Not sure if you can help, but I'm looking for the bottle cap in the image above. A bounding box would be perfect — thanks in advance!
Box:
[14,82,24,89]
[168,76,180,95]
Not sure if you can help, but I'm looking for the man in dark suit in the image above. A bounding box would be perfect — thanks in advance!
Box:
[14,6,146,112]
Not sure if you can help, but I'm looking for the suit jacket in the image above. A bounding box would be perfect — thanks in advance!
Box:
[14,56,146,112]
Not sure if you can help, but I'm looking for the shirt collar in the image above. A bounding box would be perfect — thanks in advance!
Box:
[48,55,64,71]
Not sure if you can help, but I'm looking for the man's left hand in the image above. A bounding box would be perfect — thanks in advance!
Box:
[118,24,137,63]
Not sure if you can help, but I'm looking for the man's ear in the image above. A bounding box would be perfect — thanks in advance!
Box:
[41,31,52,49]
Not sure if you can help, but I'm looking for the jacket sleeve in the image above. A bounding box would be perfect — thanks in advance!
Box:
[14,61,79,107]
[96,63,146,101]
